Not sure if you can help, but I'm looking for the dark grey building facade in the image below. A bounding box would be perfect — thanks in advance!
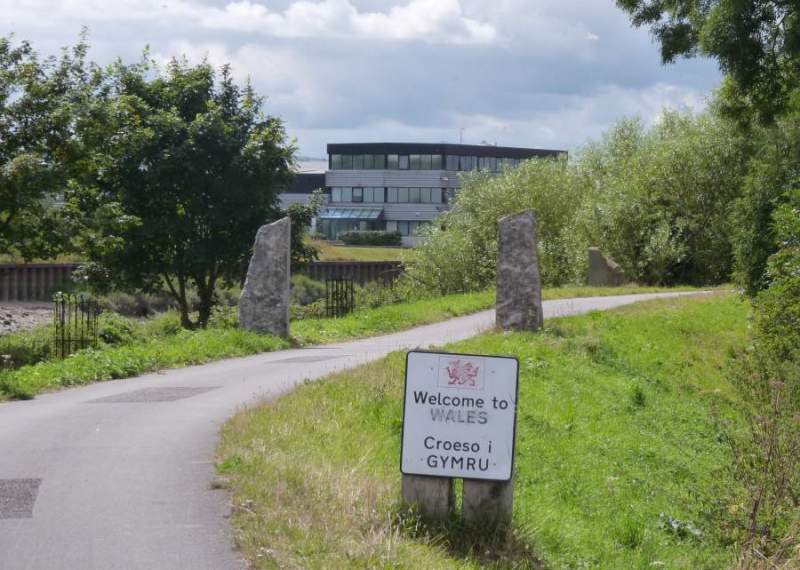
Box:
[281,142,564,246]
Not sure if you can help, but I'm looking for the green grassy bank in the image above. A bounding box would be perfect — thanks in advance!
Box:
[217,293,749,569]
[0,285,703,401]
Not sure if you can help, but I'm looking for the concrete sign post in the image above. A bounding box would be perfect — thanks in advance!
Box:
[401,350,519,527]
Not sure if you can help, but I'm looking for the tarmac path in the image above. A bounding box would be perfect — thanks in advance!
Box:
[0,292,705,570]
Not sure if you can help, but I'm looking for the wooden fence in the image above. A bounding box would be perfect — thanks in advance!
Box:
[0,263,80,302]
[299,261,404,286]
[0,261,404,302]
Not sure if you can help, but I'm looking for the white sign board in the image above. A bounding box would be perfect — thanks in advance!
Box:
[401,350,519,481]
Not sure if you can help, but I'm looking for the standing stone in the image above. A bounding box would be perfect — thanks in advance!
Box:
[239,217,290,337]
[496,211,543,331]
[587,247,626,286]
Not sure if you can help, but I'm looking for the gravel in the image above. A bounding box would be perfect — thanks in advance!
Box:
[0,303,52,335]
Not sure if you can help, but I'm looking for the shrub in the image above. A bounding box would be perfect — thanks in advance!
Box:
[290,299,326,320]
[97,312,137,345]
[339,231,402,246]
[97,290,176,317]
[0,325,53,369]
[290,274,326,306]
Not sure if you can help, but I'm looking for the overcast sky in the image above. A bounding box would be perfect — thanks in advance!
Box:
[2,0,721,157]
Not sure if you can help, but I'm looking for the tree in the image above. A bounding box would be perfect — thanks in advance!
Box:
[71,56,295,328]
[616,1,800,122]
[0,35,89,259]
[287,189,324,270]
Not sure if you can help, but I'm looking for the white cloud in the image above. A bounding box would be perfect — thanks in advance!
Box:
[3,0,496,44]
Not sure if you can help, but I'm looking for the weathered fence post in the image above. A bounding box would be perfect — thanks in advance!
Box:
[401,474,455,521]
[239,217,291,337]
[462,479,514,530]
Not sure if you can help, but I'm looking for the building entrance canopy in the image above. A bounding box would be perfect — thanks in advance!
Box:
[319,208,383,220]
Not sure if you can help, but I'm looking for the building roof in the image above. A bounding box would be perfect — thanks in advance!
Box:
[326,142,565,160]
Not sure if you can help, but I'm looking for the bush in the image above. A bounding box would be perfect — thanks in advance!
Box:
[97,312,137,345]
[338,231,402,246]
[97,290,176,317]
[0,325,53,369]
[290,274,326,306]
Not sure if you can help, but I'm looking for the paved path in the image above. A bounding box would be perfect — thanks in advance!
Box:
[0,292,704,570]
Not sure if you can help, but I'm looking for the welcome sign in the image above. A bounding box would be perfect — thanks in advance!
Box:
[400,351,519,481]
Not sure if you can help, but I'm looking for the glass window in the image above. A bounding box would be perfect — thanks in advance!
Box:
[399,221,409,236]
[489,157,498,172]
[388,154,399,169]
[398,187,409,202]
[409,154,421,169]
[387,187,398,203]
[399,155,409,169]
[446,155,459,170]
[386,220,398,232]
[431,188,442,203]
[409,188,421,203]
[478,157,490,170]
[373,187,385,202]
[420,188,431,203]
[431,154,442,169]
[420,155,432,170]
[352,187,363,202]
[459,155,471,170]
[374,155,386,169]
[341,155,353,169]
[353,154,364,169]
[341,187,352,202]
[331,154,342,169]
[363,154,373,169]
[331,187,342,202]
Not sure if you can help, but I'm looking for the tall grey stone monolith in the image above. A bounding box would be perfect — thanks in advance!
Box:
[496,210,543,331]
[239,217,290,337]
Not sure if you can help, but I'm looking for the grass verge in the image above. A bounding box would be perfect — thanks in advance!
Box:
[311,240,410,262]
[0,285,705,401]
[217,293,749,569]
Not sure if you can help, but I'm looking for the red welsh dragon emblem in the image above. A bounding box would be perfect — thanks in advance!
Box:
[446,359,480,387]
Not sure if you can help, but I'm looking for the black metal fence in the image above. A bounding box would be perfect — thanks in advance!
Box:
[325,278,355,318]
[53,293,100,358]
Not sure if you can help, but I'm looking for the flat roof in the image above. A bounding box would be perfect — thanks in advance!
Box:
[326,142,565,160]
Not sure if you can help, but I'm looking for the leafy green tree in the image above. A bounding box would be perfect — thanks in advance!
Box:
[616,1,800,122]
[287,189,324,269]
[71,56,295,328]
[0,35,89,259]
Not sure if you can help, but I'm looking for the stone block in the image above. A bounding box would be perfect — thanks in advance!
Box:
[496,210,543,331]
[239,217,291,337]
[587,247,626,286]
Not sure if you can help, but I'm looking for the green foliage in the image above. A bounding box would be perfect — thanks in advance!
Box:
[579,111,749,285]
[616,1,799,123]
[96,312,136,346]
[409,111,747,293]
[218,294,750,569]
[407,156,585,293]
[339,230,402,246]
[0,324,53,369]
[287,190,323,268]
[289,274,325,306]
[0,328,289,400]
[66,55,295,328]
[0,35,90,259]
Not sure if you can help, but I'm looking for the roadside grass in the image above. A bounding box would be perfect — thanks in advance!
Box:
[217,293,749,569]
[310,239,410,262]
[0,285,706,401]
